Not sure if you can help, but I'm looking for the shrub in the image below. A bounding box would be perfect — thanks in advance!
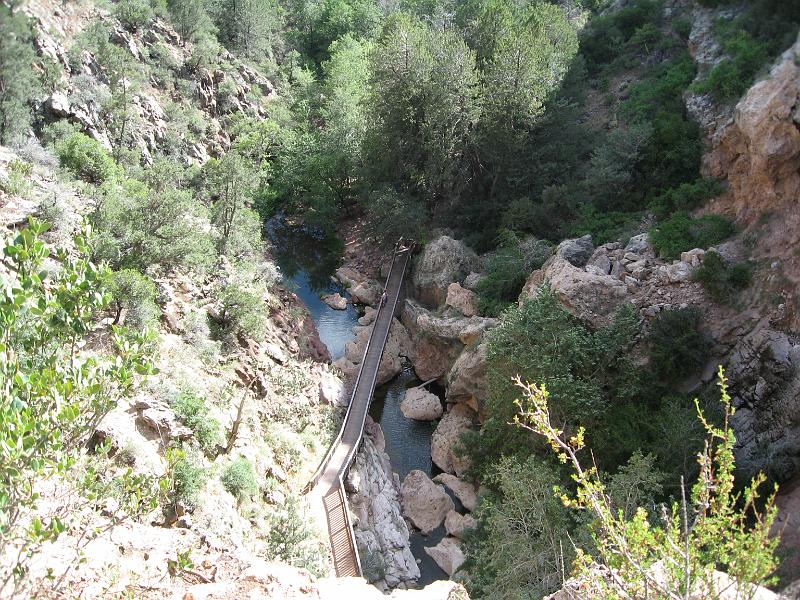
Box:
[648,308,710,382]
[166,446,207,511]
[54,131,121,183]
[114,0,155,30]
[514,369,780,598]
[221,456,258,503]
[171,391,222,455]
[92,175,215,272]
[692,251,753,302]
[0,159,33,197]
[650,178,724,217]
[108,269,159,331]
[0,220,156,592]
[13,137,59,169]
[214,277,267,341]
[693,31,768,101]
[649,212,735,260]
[477,231,551,316]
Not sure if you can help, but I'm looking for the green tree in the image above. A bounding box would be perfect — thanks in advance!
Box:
[167,0,215,42]
[108,268,159,331]
[467,287,641,477]
[464,455,573,600]
[365,14,479,215]
[93,173,215,272]
[211,0,283,59]
[0,4,40,145]
[202,151,262,258]
[514,368,780,598]
[476,1,578,201]
[0,221,156,593]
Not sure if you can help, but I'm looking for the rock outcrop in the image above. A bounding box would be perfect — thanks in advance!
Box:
[401,387,444,421]
[347,419,420,589]
[424,537,466,577]
[400,470,455,534]
[704,34,800,216]
[556,234,594,267]
[521,253,629,328]
[444,510,477,539]
[445,342,489,415]
[403,299,498,382]
[431,405,475,477]
[413,236,481,307]
[322,293,347,310]
[446,282,478,317]
[726,328,800,483]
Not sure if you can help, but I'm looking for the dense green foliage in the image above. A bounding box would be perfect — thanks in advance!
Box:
[54,132,121,183]
[693,251,754,302]
[108,268,159,331]
[0,222,157,592]
[513,370,780,598]
[0,4,39,145]
[221,456,259,502]
[465,287,645,477]
[648,308,710,382]
[693,0,800,101]
[650,211,735,260]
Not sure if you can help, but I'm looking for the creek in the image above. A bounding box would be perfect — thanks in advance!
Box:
[266,218,447,584]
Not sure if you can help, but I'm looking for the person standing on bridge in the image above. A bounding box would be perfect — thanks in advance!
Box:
[380,290,387,309]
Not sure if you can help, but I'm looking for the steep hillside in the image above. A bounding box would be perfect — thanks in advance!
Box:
[2,0,800,597]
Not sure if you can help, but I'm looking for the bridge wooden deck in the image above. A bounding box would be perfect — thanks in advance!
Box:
[305,244,412,578]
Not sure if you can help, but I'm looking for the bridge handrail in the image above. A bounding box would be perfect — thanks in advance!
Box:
[301,240,404,495]
[340,247,410,473]
[337,473,362,576]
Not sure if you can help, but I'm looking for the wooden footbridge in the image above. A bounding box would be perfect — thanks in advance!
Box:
[304,242,413,577]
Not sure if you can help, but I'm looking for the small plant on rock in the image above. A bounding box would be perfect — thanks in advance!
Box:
[171,391,222,456]
[692,251,753,303]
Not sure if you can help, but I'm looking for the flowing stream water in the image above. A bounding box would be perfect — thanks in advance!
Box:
[266,218,447,584]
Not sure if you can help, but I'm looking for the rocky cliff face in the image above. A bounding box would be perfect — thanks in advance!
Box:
[346,418,421,591]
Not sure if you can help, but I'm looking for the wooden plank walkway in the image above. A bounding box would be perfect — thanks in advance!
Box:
[305,244,412,578]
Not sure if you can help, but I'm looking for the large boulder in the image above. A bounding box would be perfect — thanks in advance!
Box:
[433,474,478,512]
[401,388,444,421]
[444,510,477,539]
[431,405,474,477]
[424,537,465,577]
[625,233,650,254]
[446,342,488,414]
[350,280,382,306]
[318,369,347,407]
[403,300,498,382]
[322,293,347,310]
[555,235,594,267]
[521,256,629,329]
[400,470,454,534]
[445,283,478,317]
[413,236,481,307]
